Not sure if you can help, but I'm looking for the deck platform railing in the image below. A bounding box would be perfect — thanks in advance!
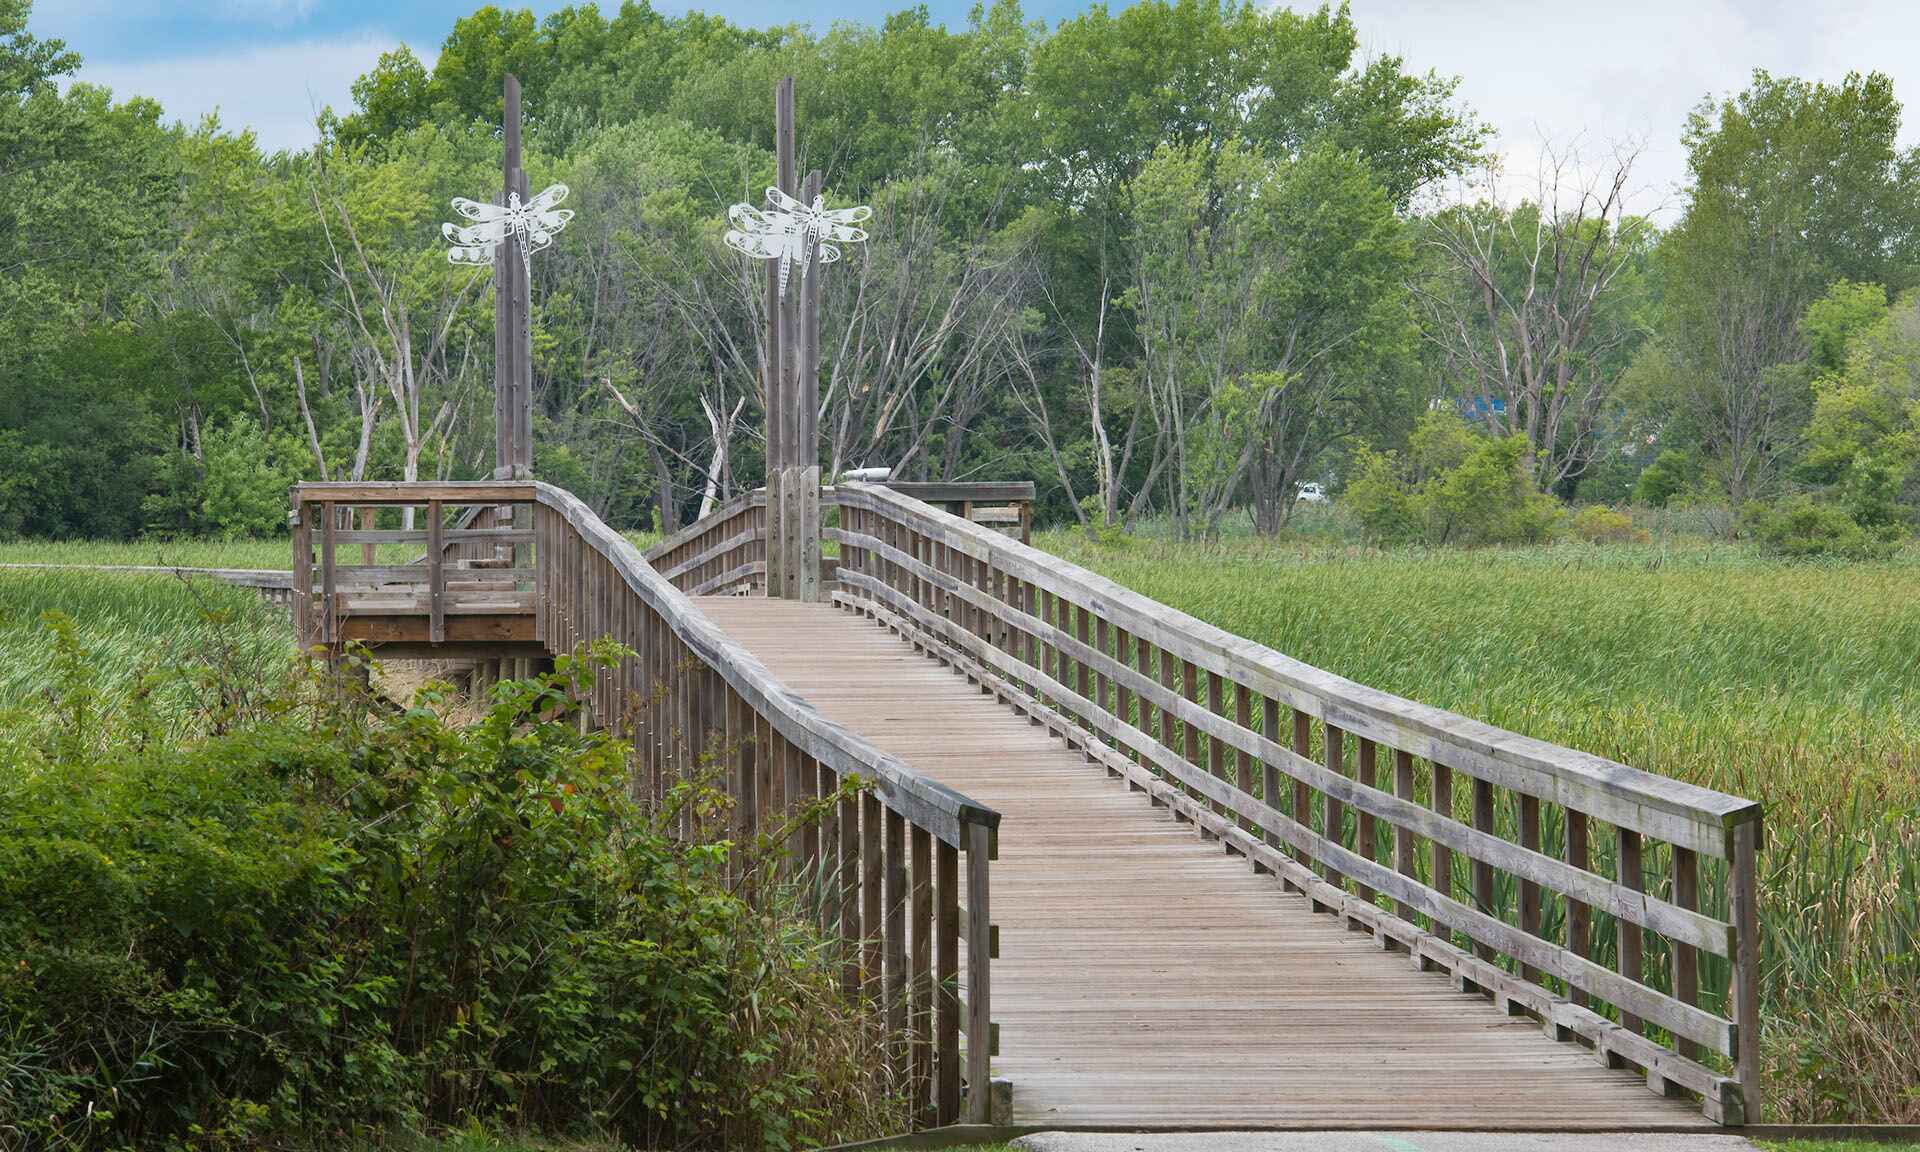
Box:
[826,481,1764,1125]
[292,481,1001,1128]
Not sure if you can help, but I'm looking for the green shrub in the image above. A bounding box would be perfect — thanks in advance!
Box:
[1344,447,1419,544]
[0,645,897,1150]
[1348,425,1562,547]
[1421,436,1561,545]
[1569,504,1645,544]
[1632,448,1701,507]
[1747,495,1904,560]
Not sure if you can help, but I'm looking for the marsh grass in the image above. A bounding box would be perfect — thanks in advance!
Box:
[0,569,292,743]
[1038,529,1920,1122]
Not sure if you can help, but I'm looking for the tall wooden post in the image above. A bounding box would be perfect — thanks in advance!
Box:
[494,73,533,482]
[765,76,821,601]
[493,74,533,682]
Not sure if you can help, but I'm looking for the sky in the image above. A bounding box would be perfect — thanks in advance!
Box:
[29,0,1920,224]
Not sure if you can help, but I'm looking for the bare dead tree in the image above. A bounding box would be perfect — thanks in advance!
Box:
[311,178,481,525]
[1415,141,1655,490]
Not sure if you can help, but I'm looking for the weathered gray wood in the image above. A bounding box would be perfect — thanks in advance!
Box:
[965,820,993,1124]
[833,573,1738,1055]
[817,585,1737,1118]
[831,484,1760,856]
[879,481,1036,504]
[320,501,337,645]
[1619,828,1645,1035]
[1732,820,1761,1118]
[936,837,961,1124]
[428,500,445,644]
[298,481,534,504]
[1568,808,1592,1008]
[1673,846,1701,1061]
[830,558,1734,951]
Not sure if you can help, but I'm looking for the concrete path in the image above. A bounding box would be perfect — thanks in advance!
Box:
[1012,1134,1760,1152]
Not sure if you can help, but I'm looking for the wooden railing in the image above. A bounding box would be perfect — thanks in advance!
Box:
[292,481,1000,1128]
[827,482,1765,1125]
[646,490,767,595]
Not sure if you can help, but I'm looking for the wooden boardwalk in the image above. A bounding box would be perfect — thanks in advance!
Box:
[696,596,1709,1129]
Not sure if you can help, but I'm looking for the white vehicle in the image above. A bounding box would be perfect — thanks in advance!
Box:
[1296,482,1328,504]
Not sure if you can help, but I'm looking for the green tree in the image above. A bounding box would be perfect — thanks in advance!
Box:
[1657,70,1920,503]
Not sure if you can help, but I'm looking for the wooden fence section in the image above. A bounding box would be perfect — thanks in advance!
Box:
[292,483,539,651]
[645,490,767,595]
[291,481,1000,1129]
[826,481,1764,1125]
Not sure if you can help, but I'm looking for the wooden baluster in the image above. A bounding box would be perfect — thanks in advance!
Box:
[819,767,841,939]
[1235,684,1255,836]
[884,806,908,1080]
[863,792,884,997]
[1472,778,1496,962]
[1183,660,1206,827]
[292,498,312,649]
[910,823,934,1124]
[842,785,863,992]
[1158,649,1181,805]
[1092,614,1108,720]
[1732,821,1761,1120]
[1565,808,1591,1007]
[1617,827,1644,1034]
[935,837,961,1124]
[1325,724,1348,894]
[1355,737,1377,907]
[1393,748,1418,923]
[1519,793,1542,982]
[428,500,445,644]
[964,822,993,1124]
[1672,845,1700,1061]
[320,501,337,649]
[1205,670,1226,823]
[1291,708,1312,870]
[1431,762,1455,941]
[1263,697,1287,879]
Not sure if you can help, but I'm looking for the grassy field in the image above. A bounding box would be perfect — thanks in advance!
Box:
[0,532,662,571]
[1037,528,1920,1123]
[0,568,292,739]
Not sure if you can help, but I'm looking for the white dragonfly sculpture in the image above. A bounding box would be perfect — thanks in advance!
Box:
[724,186,871,298]
[442,183,574,270]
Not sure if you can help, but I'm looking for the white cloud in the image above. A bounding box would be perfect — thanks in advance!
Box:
[1347,0,1920,224]
[70,33,397,154]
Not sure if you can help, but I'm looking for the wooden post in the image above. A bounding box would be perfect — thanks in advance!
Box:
[1672,845,1701,1062]
[427,499,444,644]
[1617,827,1645,1034]
[495,74,532,482]
[291,493,312,649]
[935,837,961,1123]
[1732,820,1762,1121]
[964,821,993,1123]
[763,77,821,601]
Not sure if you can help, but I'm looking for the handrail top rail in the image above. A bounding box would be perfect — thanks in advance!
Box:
[295,481,536,505]
[533,481,1000,844]
[835,482,1759,854]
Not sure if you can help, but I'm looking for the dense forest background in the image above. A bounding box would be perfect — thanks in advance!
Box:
[3,0,1917,546]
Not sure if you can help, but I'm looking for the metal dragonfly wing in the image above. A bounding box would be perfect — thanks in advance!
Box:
[442,183,574,267]
[723,186,871,297]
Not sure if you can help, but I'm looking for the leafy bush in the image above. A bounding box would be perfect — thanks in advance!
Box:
[1349,417,1562,547]
[1569,504,1646,544]
[0,641,898,1150]
[1631,448,1702,507]
[1344,447,1419,544]
[1746,494,1904,560]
